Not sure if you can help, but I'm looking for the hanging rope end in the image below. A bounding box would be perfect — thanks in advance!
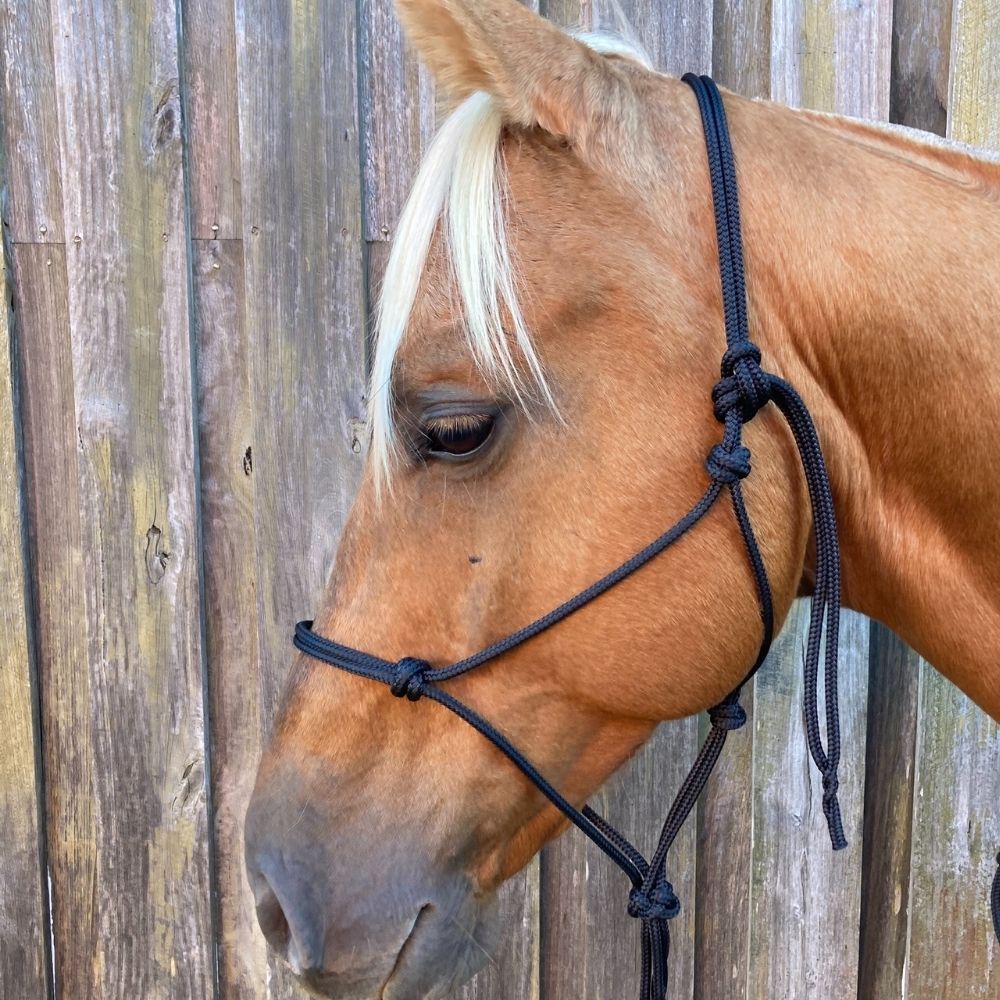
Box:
[821,774,848,851]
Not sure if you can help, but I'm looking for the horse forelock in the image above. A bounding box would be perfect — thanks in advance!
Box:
[368,31,652,492]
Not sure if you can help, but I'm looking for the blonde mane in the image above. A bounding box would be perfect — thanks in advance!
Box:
[368,31,651,488]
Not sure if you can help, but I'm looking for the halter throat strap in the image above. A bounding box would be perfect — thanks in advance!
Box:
[294,74,849,1000]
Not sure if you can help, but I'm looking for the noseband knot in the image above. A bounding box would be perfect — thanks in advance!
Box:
[706,443,752,484]
[390,657,430,701]
[628,883,681,922]
[709,701,747,731]
[713,341,772,422]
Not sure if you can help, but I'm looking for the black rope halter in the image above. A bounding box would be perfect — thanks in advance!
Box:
[293,75,999,997]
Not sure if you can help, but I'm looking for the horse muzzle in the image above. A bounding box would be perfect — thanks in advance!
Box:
[244,762,499,998]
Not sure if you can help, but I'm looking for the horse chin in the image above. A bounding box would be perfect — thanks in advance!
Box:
[295,892,500,1000]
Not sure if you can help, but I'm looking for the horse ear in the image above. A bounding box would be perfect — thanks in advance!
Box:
[394,0,635,144]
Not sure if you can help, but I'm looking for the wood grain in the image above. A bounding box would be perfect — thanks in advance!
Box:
[0,243,50,999]
[359,0,427,243]
[181,0,243,239]
[906,670,1000,998]
[0,0,63,242]
[750,7,889,997]
[858,626,919,1000]
[891,0,954,136]
[749,603,869,1000]
[858,9,950,995]
[180,3,256,995]
[13,239,97,1000]
[45,0,214,994]
[234,0,367,993]
[771,0,892,116]
[193,238,266,1000]
[713,0,773,99]
[949,0,1000,149]
[542,1,712,73]
[900,8,1000,996]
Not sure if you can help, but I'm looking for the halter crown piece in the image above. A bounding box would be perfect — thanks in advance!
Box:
[294,76,1000,998]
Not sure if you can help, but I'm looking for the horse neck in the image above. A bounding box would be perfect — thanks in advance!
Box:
[735,100,1000,717]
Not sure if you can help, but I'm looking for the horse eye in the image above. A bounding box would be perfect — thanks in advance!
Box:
[421,413,496,458]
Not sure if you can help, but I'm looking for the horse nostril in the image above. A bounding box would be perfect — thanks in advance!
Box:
[254,878,291,955]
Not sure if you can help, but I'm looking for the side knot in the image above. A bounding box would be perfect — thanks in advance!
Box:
[390,657,430,701]
[706,443,752,485]
[713,341,771,422]
[821,772,840,804]
[709,701,747,732]
[628,883,681,922]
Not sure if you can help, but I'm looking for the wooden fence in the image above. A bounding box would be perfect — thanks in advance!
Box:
[1,1,998,998]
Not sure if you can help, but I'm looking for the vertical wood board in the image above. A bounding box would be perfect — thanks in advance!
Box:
[0,239,49,1000]
[46,0,214,994]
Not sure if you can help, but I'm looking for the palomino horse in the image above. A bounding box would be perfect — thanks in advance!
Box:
[245,0,1000,996]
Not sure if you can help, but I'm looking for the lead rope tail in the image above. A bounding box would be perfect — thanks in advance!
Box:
[766,374,847,849]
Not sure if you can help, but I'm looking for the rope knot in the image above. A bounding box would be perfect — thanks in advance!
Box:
[709,701,747,732]
[821,772,840,803]
[390,657,430,701]
[706,443,752,485]
[628,882,680,922]
[713,341,771,422]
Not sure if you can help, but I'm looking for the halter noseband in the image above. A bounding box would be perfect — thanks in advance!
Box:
[293,75,999,998]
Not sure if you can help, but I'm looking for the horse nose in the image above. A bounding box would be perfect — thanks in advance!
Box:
[246,849,328,976]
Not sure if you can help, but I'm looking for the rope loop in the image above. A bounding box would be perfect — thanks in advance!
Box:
[713,341,772,422]
[709,701,747,731]
[390,657,430,701]
[706,443,752,484]
[628,883,681,922]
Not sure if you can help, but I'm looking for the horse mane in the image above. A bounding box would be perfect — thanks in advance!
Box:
[368,31,652,488]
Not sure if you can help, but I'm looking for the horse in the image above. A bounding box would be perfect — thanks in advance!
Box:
[244,0,1000,996]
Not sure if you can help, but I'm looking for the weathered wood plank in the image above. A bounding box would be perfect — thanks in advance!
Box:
[193,238,265,1000]
[359,0,426,243]
[899,8,1000,996]
[539,0,583,29]
[181,0,243,239]
[12,240,96,1000]
[748,8,890,997]
[949,0,1000,149]
[906,671,1000,998]
[46,0,213,993]
[890,0,954,137]
[0,242,50,999]
[713,0,772,100]
[771,0,893,117]
[858,625,919,1000]
[461,865,541,1000]
[235,0,367,994]
[0,0,63,242]
[181,2,255,994]
[858,8,950,993]
[542,1,711,74]
[749,604,869,1000]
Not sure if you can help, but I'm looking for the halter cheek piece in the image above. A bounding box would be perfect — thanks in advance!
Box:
[294,75,1000,999]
